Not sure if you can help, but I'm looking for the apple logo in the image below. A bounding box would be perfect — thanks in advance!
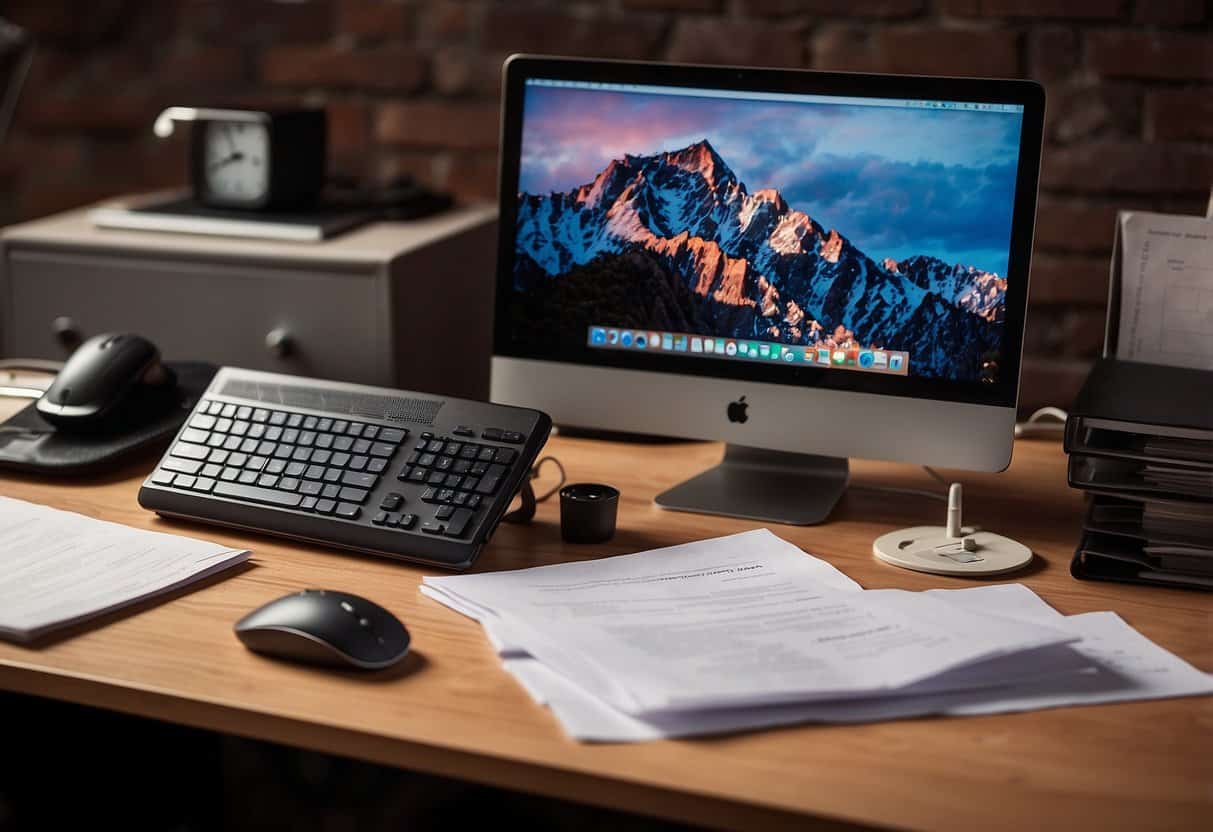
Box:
[727,395,749,424]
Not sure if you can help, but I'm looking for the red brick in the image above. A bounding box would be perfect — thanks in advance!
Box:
[1133,0,1206,25]
[416,2,478,39]
[483,9,666,60]
[814,27,1021,77]
[622,0,723,11]
[374,149,446,190]
[1034,197,1120,253]
[177,0,334,44]
[0,135,85,181]
[432,47,502,97]
[1029,28,1079,82]
[1046,83,1141,144]
[443,152,500,202]
[17,91,159,133]
[1028,254,1112,304]
[338,0,411,39]
[1087,31,1213,81]
[743,0,922,15]
[375,101,500,150]
[1041,140,1213,193]
[159,45,247,87]
[666,18,807,68]
[940,0,1123,18]
[1022,306,1108,358]
[326,99,371,159]
[260,45,427,91]
[1145,88,1213,141]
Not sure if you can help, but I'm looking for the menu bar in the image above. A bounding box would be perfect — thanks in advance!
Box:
[587,326,909,375]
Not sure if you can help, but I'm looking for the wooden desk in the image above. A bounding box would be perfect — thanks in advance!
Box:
[0,434,1209,831]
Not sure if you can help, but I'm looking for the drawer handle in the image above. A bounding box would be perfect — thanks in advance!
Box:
[265,328,294,358]
[52,316,82,350]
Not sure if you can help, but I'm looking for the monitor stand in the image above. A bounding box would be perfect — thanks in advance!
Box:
[654,444,849,526]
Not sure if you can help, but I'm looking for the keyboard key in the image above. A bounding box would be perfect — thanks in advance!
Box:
[322,484,341,499]
[369,442,395,458]
[193,477,216,493]
[419,453,436,467]
[316,418,333,432]
[466,494,482,510]
[151,470,176,486]
[257,474,279,488]
[463,476,480,492]
[162,457,203,475]
[347,422,365,438]
[471,462,489,476]
[207,449,229,465]
[335,502,360,520]
[349,455,368,471]
[444,508,474,537]
[501,431,526,444]
[285,462,306,477]
[333,436,353,452]
[331,452,351,468]
[407,468,427,483]
[427,471,446,485]
[443,442,462,456]
[231,420,250,437]
[323,468,342,483]
[481,428,502,441]
[201,463,222,478]
[180,427,210,444]
[367,458,388,474]
[279,477,301,492]
[399,513,417,529]
[452,425,474,437]
[477,447,496,462]
[363,425,380,440]
[266,426,283,441]
[300,496,318,511]
[220,467,240,482]
[380,493,404,511]
[338,486,369,504]
[420,487,439,503]
[236,406,252,420]
[453,459,472,474]
[494,447,517,465]
[420,521,444,535]
[444,474,463,489]
[282,428,300,444]
[266,459,287,475]
[292,447,313,463]
[229,453,249,468]
[459,445,478,460]
[273,445,293,459]
[257,440,276,456]
[380,427,407,443]
[240,438,259,454]
[216,418,234,433]
[190,414,216,430]
[435,505,454,521]
[213,482,302,509]
[437,488,455,503]
[175,474,197,489]
[171,442,210,461]
[249,423,267,440]
[372,511,387,525]
[299,481,323,496]
[315,433,334,450]
[207,434,226,448]
[343,471,378,489]
[426,440,444,454]
[302,415,318,430]
[312,450,332,465]
[452,491,469,507]
[352,438,371,454]
[305,464,326,480]
[299,431,317,447]
[435,456,454,471]
[333,420,349,434]
[246,456,268,472]
[286,413,303,428]
[315,499,336,515]
[220,404,237,418]
[475,474,501,495]
[384,512,399,527]
[253,408,270,423]
[269,411,286,426]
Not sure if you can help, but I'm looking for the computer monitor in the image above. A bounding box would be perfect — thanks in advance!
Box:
[490,56,1044,524]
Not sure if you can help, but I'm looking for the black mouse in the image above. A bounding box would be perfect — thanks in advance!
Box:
[234,589,411,670]
[37,332,176,431]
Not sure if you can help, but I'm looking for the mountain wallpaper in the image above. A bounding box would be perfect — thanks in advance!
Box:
[509,86,1023,382]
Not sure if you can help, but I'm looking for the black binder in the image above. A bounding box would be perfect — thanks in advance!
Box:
[1064,358,1213,591]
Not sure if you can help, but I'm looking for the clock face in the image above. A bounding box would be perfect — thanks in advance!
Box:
[203,121,270,205]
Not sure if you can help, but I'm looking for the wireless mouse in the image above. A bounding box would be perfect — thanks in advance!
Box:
[234,589,411,670]
[36,332,176,431]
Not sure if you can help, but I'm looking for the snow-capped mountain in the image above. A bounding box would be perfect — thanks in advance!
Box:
[514,140,1006,380]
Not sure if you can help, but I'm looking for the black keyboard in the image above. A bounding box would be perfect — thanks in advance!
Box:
[138,368,552,570]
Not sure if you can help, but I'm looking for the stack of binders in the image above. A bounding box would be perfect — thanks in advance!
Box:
[1065,358,1213,591]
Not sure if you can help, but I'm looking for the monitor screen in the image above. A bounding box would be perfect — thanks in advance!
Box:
[496,63,1039,407]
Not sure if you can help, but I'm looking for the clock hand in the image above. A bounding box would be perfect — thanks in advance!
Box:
[207,152,245,172]
[224,124,238,154]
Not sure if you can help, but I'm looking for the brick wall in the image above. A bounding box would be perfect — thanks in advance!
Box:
[1,0,1210,409]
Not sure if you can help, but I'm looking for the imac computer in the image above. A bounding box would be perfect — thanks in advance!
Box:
[490,56,1044,525]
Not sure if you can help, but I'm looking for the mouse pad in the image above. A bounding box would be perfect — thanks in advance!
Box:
[0,362,217,477]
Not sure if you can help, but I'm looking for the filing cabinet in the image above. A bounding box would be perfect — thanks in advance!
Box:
[0,200,498,400]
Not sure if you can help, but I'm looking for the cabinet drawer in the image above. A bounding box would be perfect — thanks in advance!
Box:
[3,249,390,385]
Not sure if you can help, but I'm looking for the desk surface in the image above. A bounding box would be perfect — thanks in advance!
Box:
[1,432,1210,831]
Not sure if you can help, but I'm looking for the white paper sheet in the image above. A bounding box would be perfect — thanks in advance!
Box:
[504,611,1213,743]
[1116,210,1213,371]
[0,496,250,642]
[425,530,1076,715]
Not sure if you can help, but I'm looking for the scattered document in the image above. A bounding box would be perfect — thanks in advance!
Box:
[0,496,250,642]
[1115,210,1213,371]
[422,530,1213,742]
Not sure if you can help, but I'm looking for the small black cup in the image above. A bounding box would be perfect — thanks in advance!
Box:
[559,483,620,543]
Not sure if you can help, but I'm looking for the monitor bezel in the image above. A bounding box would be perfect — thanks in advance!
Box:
[493,54,1044,409]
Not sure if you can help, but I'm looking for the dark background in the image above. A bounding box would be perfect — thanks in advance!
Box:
[0,0,1210,410]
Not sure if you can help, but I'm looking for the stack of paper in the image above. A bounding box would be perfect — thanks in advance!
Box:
[422,530,1213,742]
[0,496,250,643]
